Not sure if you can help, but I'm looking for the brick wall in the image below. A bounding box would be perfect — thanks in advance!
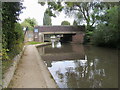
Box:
[34,32,39,42]
[72,33,85,44]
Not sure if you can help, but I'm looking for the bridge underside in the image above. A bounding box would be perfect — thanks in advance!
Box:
[34,32,84,44]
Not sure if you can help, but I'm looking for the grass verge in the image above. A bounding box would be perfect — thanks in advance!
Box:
[2,60,13,75]
[25,41,46,45]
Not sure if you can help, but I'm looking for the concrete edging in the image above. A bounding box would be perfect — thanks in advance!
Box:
[2,46,26,88]
[34,42,59,88]
[35,42,52,48]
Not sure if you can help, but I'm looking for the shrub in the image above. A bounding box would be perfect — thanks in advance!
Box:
[92,6,119,48]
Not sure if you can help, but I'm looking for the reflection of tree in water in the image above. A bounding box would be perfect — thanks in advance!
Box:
[74,58,105,88]
[45,61,52,67]
[65,67,78,88]
[56,69,64,82]
[55,58,106,88]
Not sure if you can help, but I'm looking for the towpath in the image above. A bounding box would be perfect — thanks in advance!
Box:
[9,45,57,88]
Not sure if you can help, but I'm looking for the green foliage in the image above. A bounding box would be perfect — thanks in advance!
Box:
[15,23,24,42]
[41,2,100,28]
[2,58,13,74]
[21,17,37,31]
[2,2,24,61]
[39,2,102,43]
[43,10,52,25]
[73,20,78,26]
[0,49,9,61]
[39,2,63,17]
[92,6,119,48]
[0,2,2,22]
[26,41,44,45]
[8,23,24,59]
[24,17,37,27]
[61,21,70,25]
[21,21,33,31]
[39,2,45,6]
[2,2,23,50]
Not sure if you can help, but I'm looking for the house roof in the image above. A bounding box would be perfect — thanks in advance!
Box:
[34,26,85,33]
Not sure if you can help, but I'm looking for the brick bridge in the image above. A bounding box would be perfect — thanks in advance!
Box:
[34,26,85,43]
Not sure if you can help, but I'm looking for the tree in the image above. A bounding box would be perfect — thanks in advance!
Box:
[39,2,100,30]
[43,9,52,25]
[21,17,38,31]
[21,21,32,30]
[73,20,78,26]
[61,21,70,25]
[92,6,120,48]
[24,17,37,27]
[39,2,63,17]
[2,2,23,50]
[2,2,24,61]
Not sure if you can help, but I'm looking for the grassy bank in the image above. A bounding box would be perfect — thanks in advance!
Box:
[25,41,46,45]
[2,60,13,75]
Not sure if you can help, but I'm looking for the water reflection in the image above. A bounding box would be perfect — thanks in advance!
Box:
[51,41,62,48]
[56,42,62,48]
[38,44,118,88]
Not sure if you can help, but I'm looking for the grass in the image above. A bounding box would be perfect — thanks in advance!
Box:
[2,60,13,75]
[25,41,45,45]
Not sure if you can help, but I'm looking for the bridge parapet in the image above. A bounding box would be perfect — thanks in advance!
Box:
[34,26,85,33]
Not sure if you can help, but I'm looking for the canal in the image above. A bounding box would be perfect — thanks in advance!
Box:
[37,43,118,88]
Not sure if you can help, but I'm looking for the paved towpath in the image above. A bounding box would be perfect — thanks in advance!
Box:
[9,45,57,88]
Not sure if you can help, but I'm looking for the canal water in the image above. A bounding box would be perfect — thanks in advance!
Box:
[37,43,118,88]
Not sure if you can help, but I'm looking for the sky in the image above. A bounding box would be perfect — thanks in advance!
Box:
[19,0,74,25]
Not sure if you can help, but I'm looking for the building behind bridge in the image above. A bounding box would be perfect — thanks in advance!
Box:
[33,26,85,43]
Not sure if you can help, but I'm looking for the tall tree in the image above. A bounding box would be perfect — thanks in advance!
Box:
[73,20,78,26]
[43,9,52,25]
[2,2,23,50]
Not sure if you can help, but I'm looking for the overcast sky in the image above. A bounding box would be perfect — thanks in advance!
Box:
[19,0,74,25]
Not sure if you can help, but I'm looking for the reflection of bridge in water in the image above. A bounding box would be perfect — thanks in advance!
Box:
[37,43,85,61]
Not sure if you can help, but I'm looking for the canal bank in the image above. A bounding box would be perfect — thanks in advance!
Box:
[7,43,58,88]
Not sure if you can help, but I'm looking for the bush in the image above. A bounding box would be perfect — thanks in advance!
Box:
[0,49,9,61]
[92,23,119,48]
[8,23,24,59]
[92,6,120,48]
